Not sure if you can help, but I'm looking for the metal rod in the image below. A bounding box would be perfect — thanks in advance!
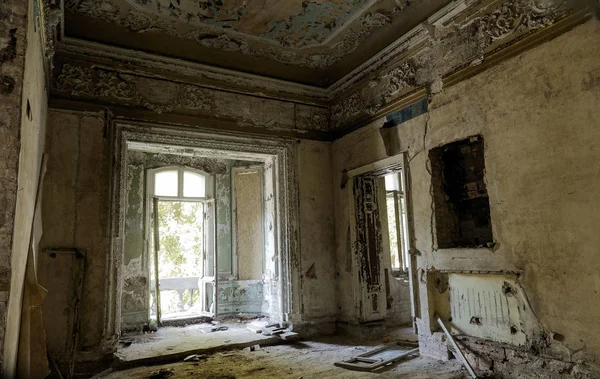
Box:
[437,317,477,378]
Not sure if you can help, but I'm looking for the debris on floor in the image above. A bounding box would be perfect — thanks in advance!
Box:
[183,354,208,362]
[334,341,419,372]
[143,320,158,334]
[244,344,261,352]
[437,317,477,379]
[246,320,300,341]
[200,325,229,333]
[148,367,174,379]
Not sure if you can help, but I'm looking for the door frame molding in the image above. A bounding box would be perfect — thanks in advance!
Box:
[347,154,417,324]
[106,120,299,339]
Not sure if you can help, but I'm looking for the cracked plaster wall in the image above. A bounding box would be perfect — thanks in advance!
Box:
[331,19,600,376]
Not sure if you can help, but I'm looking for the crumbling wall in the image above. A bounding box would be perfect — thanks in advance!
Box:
[331,19,600,375]
[1,0,49,375]
[296,140,337,330]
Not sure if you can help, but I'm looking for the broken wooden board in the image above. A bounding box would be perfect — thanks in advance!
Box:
[334,342,419,372]
[260,325,286,336]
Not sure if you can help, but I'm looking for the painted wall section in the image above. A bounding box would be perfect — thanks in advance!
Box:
[1,0,49,375]
[39,111,109,371]
[235,169,264,281]
[332,19,600,368]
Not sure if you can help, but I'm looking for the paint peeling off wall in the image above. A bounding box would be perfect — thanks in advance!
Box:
[218,280,264,314]
[216,167,232,276]
[448,274,526,346]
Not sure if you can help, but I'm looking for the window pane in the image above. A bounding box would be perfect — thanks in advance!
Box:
[384,173,400,191]
[155,170,178,197]
[183,171,205,198]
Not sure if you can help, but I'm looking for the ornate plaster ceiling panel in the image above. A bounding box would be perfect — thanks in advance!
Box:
[63,0,451,86]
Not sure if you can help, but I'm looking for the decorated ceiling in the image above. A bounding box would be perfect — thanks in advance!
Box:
[63,0,450,85]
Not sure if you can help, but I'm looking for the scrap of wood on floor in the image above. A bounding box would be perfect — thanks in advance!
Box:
[246,320,300,341]
[334,341,419,372]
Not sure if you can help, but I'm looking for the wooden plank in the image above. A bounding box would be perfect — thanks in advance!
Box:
[334,344,419,372]
[437,317,477,379]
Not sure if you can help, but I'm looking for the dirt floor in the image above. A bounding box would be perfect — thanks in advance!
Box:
[103,335,468,379]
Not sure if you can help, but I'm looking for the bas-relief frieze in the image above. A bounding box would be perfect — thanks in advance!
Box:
[329,0,574,128]
[53,63,213,113]
[53,63,329,133]
[64,0,404,69]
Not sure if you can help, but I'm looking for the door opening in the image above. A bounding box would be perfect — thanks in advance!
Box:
[349,156,416,327]
[148,167,216,323]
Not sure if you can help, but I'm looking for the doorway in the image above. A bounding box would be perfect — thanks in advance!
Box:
[348,154,416,326]
[148,167,216,322]
[110,123,299,343]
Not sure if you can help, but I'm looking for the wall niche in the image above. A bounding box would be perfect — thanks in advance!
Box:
[429,135,493,249]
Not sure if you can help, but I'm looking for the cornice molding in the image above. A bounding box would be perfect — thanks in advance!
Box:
[328,0,591,129]
[52,0,593,140]
[56,37,329,105]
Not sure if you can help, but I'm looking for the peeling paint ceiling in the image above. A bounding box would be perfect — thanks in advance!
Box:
[63,0,451,86]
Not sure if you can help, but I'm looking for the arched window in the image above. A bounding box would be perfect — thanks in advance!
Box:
[150,166,213,199]
[147,166,216,321]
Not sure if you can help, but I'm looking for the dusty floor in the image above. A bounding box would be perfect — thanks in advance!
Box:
[117,322,280,364]
[104,335,468,379]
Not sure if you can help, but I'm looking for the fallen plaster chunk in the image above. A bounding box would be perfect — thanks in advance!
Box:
[183,354,208,362]
[244,344,262,352]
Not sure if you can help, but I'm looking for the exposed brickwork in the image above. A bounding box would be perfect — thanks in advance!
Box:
[0,0,27,370]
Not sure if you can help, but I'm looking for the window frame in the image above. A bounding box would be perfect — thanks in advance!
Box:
[384,171,410,277]
[148,166,214,201]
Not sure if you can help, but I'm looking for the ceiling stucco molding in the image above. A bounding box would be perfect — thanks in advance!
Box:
[329,0,588,129]
[63,0,410,69]
[53,0,591,138]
